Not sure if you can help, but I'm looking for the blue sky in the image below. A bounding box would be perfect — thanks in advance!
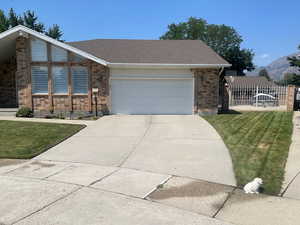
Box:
[2,0,300,66]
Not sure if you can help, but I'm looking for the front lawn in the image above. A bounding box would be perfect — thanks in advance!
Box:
[204,111,293,195]
[0,121,85,159]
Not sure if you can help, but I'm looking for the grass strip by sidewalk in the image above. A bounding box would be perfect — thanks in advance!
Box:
[0,120,85,159]
[204,111,293,195]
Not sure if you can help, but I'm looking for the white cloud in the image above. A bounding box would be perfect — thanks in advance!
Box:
[260,53,270,59]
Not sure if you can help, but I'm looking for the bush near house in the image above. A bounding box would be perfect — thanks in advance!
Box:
[204,111,293,195]
[16,107,34,117]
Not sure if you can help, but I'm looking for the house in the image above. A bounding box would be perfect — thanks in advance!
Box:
[224,76,275,88]
[0,25,230,116]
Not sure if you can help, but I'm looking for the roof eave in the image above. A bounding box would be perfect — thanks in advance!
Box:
[108,63,231,69]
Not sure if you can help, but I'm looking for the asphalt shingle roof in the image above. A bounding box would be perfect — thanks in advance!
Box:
[67,39,229,65]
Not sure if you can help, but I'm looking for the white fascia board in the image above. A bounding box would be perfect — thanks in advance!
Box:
[108,63,231,69]
[0,25,108,66]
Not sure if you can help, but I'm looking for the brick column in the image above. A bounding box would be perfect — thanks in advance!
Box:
[193,68,220,115]
[90,62,110,114]
[16,36,30,108]
[287,85,296,111]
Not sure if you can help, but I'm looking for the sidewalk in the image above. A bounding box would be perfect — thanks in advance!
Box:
[281,111,300,199]
[2,159,300,225]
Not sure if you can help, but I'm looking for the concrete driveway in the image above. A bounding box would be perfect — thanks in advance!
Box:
[37,115,236,186]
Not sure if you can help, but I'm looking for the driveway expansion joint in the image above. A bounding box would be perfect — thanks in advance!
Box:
[118,115,153,167]
[212,187,237,218]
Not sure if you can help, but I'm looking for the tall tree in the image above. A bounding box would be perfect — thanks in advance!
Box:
[23,10,45,33]
[46,24,63,41]
[0,10,9,32]
[285,45,300,85]
[0,8,63,40]
[258,68,271,81]
[288,45,300,69]
[160,17,255,75]
[8,8,23,27]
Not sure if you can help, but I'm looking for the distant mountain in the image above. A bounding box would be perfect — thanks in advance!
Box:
[246,52,300,80]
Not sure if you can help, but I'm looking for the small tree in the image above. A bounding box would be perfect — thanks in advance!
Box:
[258,68,271,81]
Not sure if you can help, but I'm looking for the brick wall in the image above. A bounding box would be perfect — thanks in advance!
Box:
[193,68,220,115]
[90,62,110,114]
[287,85,296,111]
[0,58,17,107]
[15,37,110,115]
[16,36,29,108]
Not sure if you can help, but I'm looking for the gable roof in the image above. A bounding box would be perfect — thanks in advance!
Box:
[68,39,230,67]
[225,76,276,88]
[0,25,230,68]
[0,25,107,65]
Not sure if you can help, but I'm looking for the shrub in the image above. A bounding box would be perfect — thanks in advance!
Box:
[16,107,34,118]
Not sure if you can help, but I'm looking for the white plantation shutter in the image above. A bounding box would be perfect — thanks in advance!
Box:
[72,66,88,94]
[52,66,68,93]
[31,66,48,94]
[31,39,47,61]
[51,46,67,62]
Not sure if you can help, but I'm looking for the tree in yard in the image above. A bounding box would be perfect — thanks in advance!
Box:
[282,73,300,86]
[160,17,255,75]
[285,45,300,86]
[46,24,63,41]
[288,45,300,70]
[0,8,64,40]
[0,10,9,32]
[258,68,271,81]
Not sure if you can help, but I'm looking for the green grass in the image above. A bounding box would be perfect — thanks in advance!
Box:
[203,111,293,195]
[0,121,85,159]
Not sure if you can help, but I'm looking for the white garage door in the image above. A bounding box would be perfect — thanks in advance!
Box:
[111,70,194,115]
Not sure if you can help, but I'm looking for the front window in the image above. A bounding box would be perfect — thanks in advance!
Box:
[72,66,88,94]
[31,38,47,61]
[52,66,68,94]
[31,66,48,94]
[51,45,67,62]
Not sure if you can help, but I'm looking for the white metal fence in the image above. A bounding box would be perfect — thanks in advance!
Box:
[228,85,287,107]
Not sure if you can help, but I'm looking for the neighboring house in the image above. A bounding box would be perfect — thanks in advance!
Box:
[223,76,287,106]
[224,76,275,88]
[0,25,230,116]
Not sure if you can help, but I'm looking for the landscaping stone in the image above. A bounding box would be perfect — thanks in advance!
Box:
[15,187,234,225]
[91,168,170,198]
[216,189,300,225]
[47,163,118,186]
[148,176,234,217]
[0,176,78,225]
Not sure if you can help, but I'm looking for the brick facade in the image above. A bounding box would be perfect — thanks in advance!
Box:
[15,37,110,116]
[0,58,17,107]
[193,68,220,115]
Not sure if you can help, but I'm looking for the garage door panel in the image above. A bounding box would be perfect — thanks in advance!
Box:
[111,79,193,115]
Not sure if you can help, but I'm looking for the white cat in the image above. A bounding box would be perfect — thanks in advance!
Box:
[243,178,263,194]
